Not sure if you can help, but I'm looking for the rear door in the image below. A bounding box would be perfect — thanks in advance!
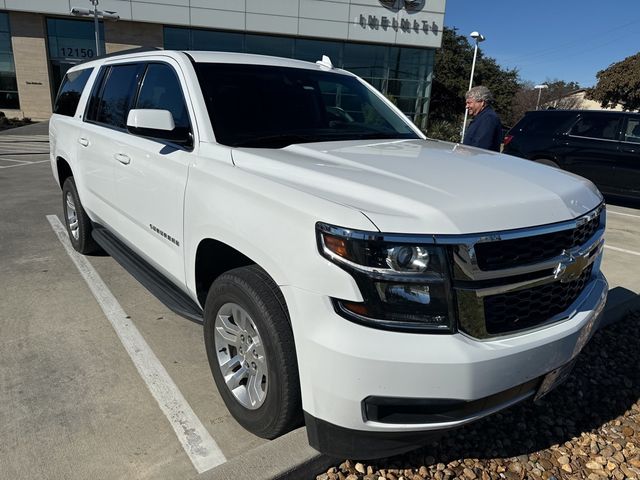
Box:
[560,112,624,192]
[80,62,145,227]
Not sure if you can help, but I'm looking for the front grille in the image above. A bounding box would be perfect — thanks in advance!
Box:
[483,265,593,335]
[474,212,601,271]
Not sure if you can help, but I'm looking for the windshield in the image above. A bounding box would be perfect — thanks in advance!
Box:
[194,63,420,148]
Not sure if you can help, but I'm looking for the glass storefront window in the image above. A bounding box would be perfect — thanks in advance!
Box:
[164,26,190,50]
[294,38,342,64]
[245,34,293,58]
[0,12,18,109]
[47,18,105,106]
[47,18,104,63]
[343,43,388,78]
[192,29,244,53]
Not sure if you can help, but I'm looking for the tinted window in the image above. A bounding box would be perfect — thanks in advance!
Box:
[623,117,640,143]
[195,63,418,148]
[89,64,141,128]
[54,68,93,116]
[515,112,575,136]
[135,63,190,134]
[570,113,621,140]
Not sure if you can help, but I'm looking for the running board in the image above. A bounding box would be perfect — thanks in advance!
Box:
[92,226,204,323]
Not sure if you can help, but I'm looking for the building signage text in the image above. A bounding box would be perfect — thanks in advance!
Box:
[358,14,439,35]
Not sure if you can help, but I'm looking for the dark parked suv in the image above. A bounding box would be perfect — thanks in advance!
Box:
[503,110,640,200]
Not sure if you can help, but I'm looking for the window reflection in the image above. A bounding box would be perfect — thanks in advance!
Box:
[0,13,18,109]
[47,18,105,101]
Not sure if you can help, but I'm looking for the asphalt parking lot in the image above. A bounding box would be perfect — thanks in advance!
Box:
[0,124,639,480]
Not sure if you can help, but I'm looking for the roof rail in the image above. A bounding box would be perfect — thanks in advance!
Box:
[97,46,163,59]
[80,46,164,64]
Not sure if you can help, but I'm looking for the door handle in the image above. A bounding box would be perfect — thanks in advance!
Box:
[114,153,131,165]
[78,137,89,147]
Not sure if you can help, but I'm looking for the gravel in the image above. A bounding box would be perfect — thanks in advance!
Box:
[315,310,640,480]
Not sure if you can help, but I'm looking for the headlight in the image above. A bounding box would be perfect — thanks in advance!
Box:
[317,222,455,333]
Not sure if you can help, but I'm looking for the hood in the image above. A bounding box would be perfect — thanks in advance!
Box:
[231,139,603,234]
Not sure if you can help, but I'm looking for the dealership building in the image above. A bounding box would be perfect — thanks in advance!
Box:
[0,0,445,124]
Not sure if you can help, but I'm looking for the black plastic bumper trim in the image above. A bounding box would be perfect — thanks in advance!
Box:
[304,412,444,459]
[364,377,540,424]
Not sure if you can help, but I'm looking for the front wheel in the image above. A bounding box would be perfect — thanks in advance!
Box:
[203,265,302,439]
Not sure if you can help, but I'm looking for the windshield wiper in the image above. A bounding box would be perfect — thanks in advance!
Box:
[232,134,327,148]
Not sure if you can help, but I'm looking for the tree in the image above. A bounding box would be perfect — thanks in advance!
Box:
[508,79,581,126]
[428,27,519,134]
[588,52,640,110]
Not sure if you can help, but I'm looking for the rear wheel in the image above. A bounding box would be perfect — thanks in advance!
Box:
[203,265,302,438]
[62,177,99,254]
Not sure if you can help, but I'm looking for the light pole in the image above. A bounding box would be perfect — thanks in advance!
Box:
[461,31,485,142]
[534,84,548,110]
[71,0,120,57]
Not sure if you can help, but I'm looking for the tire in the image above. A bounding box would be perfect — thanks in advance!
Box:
[203,265,302,439]
[62,177,99,254]
[535,158,560,169]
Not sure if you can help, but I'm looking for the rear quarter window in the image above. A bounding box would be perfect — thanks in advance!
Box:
[53,68,93,117]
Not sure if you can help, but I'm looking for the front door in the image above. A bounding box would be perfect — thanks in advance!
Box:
[108,60,195,286]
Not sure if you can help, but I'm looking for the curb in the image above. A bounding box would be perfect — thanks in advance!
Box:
[192,427,336,480]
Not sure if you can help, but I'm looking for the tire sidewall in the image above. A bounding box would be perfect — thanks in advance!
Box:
[203,274,292,437]
[62,178,83,251]
[62,177,95,254]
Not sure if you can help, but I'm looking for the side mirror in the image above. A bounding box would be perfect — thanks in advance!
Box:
[126,109,191,146]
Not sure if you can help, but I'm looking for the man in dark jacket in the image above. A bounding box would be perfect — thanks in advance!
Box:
[462,86,502,151]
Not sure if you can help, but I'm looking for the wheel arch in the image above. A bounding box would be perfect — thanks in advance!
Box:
[195,238,284,310]
[56,156,73,189]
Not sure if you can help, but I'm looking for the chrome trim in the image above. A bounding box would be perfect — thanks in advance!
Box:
[318,229,443,279]
[316,222,437,244]
[316,203,603,248]
[457,233,604,297]
[567,134,620,143]
[450,203,604,283]
[458,273,607,341]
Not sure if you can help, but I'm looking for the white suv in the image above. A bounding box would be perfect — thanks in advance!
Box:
[50,49,608,458]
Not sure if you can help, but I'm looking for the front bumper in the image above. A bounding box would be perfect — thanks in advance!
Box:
[283,272,608,458]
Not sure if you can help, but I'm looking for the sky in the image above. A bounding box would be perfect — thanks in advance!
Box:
[443,0,640,88]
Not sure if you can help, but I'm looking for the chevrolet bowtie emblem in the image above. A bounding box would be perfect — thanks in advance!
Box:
[379,0,425,12]
[553,251,590,283]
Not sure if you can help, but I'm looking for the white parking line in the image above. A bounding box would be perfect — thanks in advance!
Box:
[47,215,226,473]
[0,160,50,169]
[605,245,640,257]
[608,210,640,220]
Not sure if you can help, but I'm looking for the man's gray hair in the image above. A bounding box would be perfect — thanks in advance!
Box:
[466,85,493,104]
